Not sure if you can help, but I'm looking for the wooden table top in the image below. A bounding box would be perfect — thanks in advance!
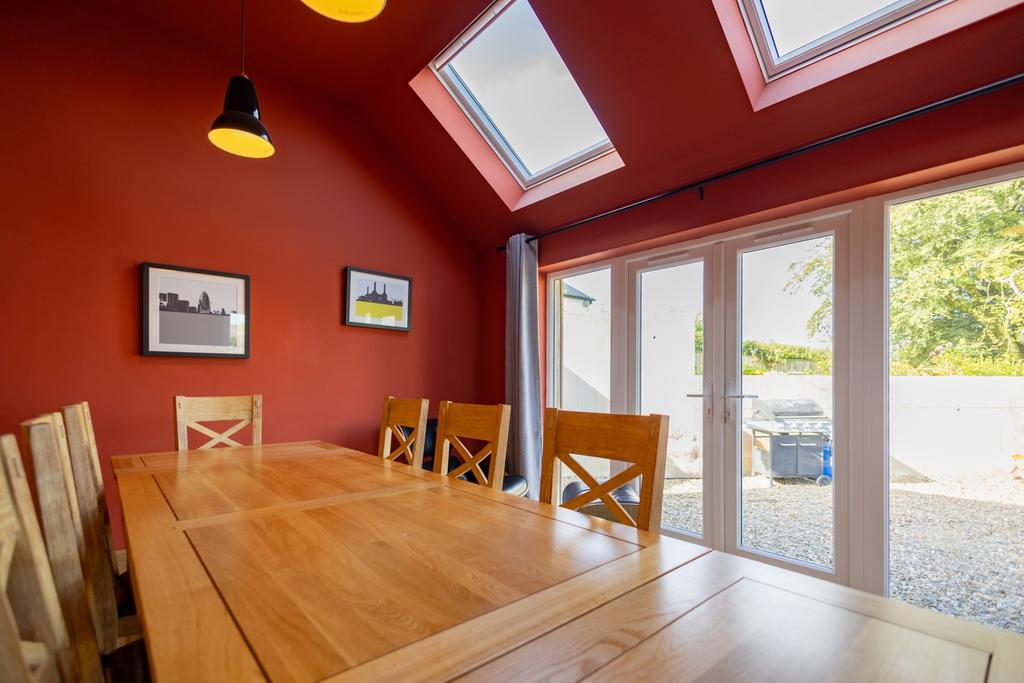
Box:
[114,441,1024,683]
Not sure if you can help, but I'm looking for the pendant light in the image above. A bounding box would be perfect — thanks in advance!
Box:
[209,0,275,158]
[300,0,386,23]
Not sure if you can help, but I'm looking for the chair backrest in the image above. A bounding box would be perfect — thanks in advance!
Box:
[21,417,104,682]
[175,394,263,451]
[434,401,511,490]
[540,409,670,532]
[1,434,71,683]
[62,402,117,569]
[60,404,119,654]
[377,397,429,469]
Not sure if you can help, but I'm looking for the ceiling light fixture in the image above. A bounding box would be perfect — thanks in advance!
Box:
[209,0,274,158]
[300,0,386,23]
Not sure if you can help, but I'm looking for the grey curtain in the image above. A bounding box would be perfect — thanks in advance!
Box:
[505,233,542,499]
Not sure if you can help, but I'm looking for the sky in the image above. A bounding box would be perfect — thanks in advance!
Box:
[448,0,608,175]
[352,274,407,304]
[742,236,831,348]
[760,0,900,55]
[160,275,239,314]
[566,269,610,311]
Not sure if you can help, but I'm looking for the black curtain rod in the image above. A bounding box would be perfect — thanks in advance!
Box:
[496,71,1024,252]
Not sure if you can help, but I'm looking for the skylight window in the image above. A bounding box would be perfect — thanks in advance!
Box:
[740,0,949,79]
[432,0,613,188]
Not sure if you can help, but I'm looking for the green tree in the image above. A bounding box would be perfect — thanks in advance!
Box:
[788,178,1024,375]
[785,238,833,339]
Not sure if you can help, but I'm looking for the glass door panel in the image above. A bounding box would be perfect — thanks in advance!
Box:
[638,259,706,537]
[553,268,612,495]
[887,177,1024,634]
[735,234,835,569]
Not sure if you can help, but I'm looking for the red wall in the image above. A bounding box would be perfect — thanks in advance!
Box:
[0,7,481,543]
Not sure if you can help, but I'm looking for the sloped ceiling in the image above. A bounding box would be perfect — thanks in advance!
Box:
[91,0,1024,250]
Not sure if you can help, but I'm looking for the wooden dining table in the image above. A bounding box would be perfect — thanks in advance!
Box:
[113,440,1024,682]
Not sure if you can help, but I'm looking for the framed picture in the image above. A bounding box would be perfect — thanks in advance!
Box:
[141,262,250,358]
[344,267,412,332]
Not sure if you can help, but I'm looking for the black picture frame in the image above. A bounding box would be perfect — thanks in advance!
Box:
[140,262,251,358]
[344,267,413,332]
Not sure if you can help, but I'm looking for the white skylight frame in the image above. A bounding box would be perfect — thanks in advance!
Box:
[431,0,614,190]
[738,0,951,81]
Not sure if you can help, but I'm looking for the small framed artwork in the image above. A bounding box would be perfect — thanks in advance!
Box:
[344,267,412,332]
[141,262,250,358]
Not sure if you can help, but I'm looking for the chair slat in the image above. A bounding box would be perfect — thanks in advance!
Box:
[63,402,119,573]
[61,405,119,654]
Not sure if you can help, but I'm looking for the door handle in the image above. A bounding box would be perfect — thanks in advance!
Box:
[685,393,710,398]
[722,393,757,424]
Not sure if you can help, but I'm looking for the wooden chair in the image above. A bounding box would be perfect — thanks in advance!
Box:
[175,394,263,451]
[434,401,511,491]
[20,416,104,683]
[540,409,670,533]
[378,397,429,469]
[0,433,69,683]
[61,403,123,653]
[401,417,529,496]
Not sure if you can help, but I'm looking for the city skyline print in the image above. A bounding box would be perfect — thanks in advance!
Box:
[141,263,250,358]
[344,267,412,332]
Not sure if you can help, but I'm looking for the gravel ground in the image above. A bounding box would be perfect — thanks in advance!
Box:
[662,475,1024,634]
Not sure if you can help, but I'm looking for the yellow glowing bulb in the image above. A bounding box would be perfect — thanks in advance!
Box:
[300,0,386,23]
[208,128,275,159]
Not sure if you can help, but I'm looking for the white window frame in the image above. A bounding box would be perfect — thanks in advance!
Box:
[544,159,1024,595]
[431,0,615,190]
[737,0,951,81]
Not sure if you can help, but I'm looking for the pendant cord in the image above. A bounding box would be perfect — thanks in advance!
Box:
[240,0,246,75]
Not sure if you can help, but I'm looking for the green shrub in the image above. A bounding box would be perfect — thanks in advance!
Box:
[742,340,832,375]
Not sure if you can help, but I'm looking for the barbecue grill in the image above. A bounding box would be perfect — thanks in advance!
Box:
[745,398,832,480]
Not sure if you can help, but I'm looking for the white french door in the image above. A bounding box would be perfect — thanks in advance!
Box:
[628,246,718,543]
[721,216,849,582]
[621,213,852,581]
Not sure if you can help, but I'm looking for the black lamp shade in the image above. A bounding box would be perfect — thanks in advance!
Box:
[208,75,274,158]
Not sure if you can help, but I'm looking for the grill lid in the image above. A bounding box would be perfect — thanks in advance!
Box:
[751,398,827,420]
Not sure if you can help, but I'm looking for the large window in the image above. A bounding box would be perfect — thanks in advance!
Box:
[546,162,1024,636]
[432,0,613,188]
[739,0,948,79]
[886,177,1024,634]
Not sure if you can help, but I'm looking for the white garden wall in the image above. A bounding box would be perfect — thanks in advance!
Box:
[560,281,1024,480]
[744,375,1024,477]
